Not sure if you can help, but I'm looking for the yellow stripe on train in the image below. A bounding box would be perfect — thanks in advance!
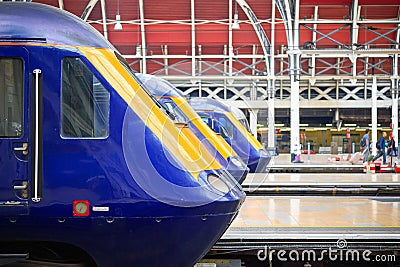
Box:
[80,47,222,179]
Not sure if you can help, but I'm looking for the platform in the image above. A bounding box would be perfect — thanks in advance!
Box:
[266,154,396,173]
[214,196,400,252]
[270,153,366,165]
[244,173,400,184]
[269,164,363,173]
[242,173,400,196]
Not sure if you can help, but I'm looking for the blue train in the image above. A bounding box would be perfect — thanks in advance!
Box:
[0,3,245,266]
[231,106,252,133]
[189,98,271,173]
[135,73,249,184]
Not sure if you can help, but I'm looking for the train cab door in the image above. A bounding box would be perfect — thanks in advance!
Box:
[0,46,33,216]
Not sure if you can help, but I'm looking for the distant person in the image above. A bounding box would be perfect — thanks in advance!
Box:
[373,132,387,164]
[360,129,370,163]
[257,132,262,143]
[387,133,397,157]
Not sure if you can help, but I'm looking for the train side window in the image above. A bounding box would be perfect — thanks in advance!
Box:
[0,58,23,137]
[61,57,110,138]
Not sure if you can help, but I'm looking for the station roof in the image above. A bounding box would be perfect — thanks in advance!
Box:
[33,0,399,57]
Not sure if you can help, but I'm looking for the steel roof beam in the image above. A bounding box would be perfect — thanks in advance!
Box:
[233,58,267,76]
[236,0,271,76]
[351,0,360,48]
[390,7,400,158]
[138,0,147,73]
[300,20,400,24]
[100,0,107,40]
[198,60,226,76]
[300,49,400,57]
[81,0,99,21]
[147,58,192,76]
[350,0,360,84]
[315,58,352,76]
[301,24,351,49]
[359,24,400,46]
[396,7,400,51]
[156,74,396,81]
[358,58,391,75]
[395,7,400,78]
[309,6,318,84]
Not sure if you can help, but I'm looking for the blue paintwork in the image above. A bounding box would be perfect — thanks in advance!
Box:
[190,98,271,173]
[135,73,249,184]
[0,2,111,49]
[0,3,245,266]
[0,46,30,211]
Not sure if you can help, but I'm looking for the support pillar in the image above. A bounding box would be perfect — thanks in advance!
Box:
[392,78,399,147]
[371,77,378,156]
[268,0,276,152]
[228,0,234,76]
[138,0,147,74]
[267,81,275,150]
[191,0,196,77]
[249,109,259,139]
[290,80,300,160]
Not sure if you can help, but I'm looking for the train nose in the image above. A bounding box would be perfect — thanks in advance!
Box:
[128,170,245,267]
[174,169,245,265]
[226,156,249,184]
[248,149,272,173]
[136,196,244,267]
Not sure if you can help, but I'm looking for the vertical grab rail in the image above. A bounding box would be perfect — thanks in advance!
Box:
[32,69,41,203]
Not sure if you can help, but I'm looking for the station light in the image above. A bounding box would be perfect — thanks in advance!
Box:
[114,14,123,31]
[232,13,240,30]
[135,46,141,57]
[114,0,123,31]
[232,1,240,30]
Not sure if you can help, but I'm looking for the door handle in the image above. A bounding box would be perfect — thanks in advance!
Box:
[13,181,28,199]
[13,184,28,190]
[14,143,28,155]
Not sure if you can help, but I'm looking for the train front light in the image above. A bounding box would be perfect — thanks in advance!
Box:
[258,149,269,157]
[229,156,244,168]
[207,174,230,194]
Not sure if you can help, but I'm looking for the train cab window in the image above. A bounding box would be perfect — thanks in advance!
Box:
[163,101,187,123]
[0,58,23,137]
[219,117,233,139]
[239,118,251,133]
[201,117,209,124]
[61,57,110,138]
